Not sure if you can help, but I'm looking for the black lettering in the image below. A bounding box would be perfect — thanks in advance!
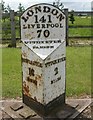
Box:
[45,41,49,43]
[60,23,63,28]
[58,58,62,63]
[42,24,46,28]
[27,10,34,16]
[45,57,66,67]
[32,41,35,44]
[53,60,57,64]
[50,46,54,48]
[27,77,37,86]
[28,24,30,29]
[24,41,29,44]
[37,29,42,38]
[58,40,61,43]
[52,9,58,15]
[35,6,41,13]
[44,30,50,37]
[47,15,52,23]
[40,46,43,48]
[22,16,29,23]
[23,24,27,29]
[34,15,38,23]
[41,41,44,43]
[54,67,58,75]
[43,6,50,13]
[31,24,35,28]
[37,24,40,28]
[54,40,57,43]
[49,41,52,43]
[29,68,35,76]
[51,24,54,28]
[39,16,46,23]
[51,80,53,84]
[46,24,50,28]
[46,46,49,48]
[51,76,61,84]
[55,23,59,28]
[56,13,64,21]
[33,46,39,49]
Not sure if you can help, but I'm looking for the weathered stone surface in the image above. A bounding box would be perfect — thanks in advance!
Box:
[10,102,23,111]
[0,99,92,119]
[18,105,37,119]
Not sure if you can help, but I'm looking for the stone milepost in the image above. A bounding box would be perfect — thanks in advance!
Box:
[21,3,66,116]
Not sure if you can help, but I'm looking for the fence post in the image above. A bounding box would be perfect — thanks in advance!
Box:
[64,8,69,46]
[10,10,16,47]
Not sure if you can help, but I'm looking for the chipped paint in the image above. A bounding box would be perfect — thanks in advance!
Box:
[27,77,37,86]
[22,41,66,104]
[23,81,31,97]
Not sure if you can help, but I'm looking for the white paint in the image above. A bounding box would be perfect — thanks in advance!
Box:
[21,3,66,105]
[43,42,66,104]
[21,4,65,39]
[23,39,64,59]
[22,41,66,104]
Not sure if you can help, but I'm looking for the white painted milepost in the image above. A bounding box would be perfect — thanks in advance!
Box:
[21,3,66,116]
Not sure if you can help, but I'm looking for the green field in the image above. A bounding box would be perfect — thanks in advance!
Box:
[2,47,91,98]
[66,46,91,97]
[69,28,92,37]
[69,16,91,26]
[2,48,22,98]
[0,48,2,97]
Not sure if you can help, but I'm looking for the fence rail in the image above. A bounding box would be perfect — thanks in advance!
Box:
[2,10,93,46]
[69,25,93,28]
[69,36,93,39]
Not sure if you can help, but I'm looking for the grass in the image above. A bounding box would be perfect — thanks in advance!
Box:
[2,48,22,98]
[69,28,92,37]
[66,46,91,97]
[0,48,2,97]
[2,47,91,98]
[69,16,91,26]
[68,16,92,37]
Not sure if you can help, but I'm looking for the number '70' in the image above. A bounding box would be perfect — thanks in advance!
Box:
[37,29,50,38]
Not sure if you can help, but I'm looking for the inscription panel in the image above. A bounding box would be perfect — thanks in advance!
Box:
[21,3,66,59]
[21,4,65,40]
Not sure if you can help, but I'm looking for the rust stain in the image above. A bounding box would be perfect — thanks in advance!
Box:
[23,81,31,97]
[35,74,42,81]
[22,52,27,57]
[27,77,37,86]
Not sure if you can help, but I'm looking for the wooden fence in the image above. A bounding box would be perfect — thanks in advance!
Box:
[2,10,93,47]
[2,10,21,47]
